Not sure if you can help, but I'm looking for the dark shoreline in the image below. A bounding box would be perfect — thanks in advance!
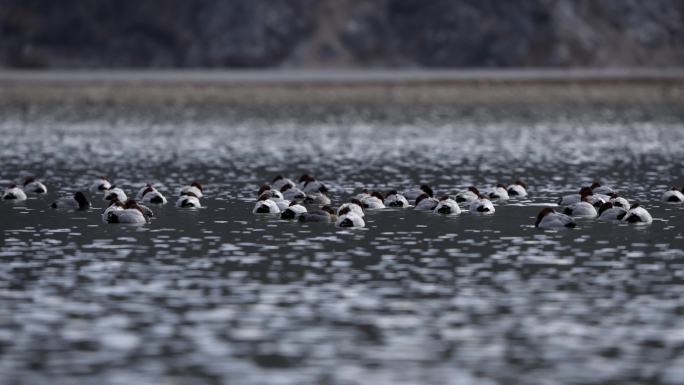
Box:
[0,69,682,105]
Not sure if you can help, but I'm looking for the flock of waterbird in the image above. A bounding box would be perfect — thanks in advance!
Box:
[2,175,683,228]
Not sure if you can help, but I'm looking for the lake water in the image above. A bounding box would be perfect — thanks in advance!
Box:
[1,100,683,385]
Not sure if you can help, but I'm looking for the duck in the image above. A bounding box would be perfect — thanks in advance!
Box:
[105,199,149,224]
[23,177,47,194]
[562,195,598,218]
[383,190,410,208]
[298,206,337,223]
[175,195,201,208]
[558,186,594,206]
[455,186,480,204]
[180,182,203,198]
[507,180,528,197]
[414,193,439,211]
[102,199,125,219]
[488,184,509,200]
[298,174,329,195]
[597,202,627,221]
[622,202,653,224]
[103,186,127,202]
[2,185,27,201]
[337,199,365,218]
[272,175,295,191]
[50,191,90,210]
[335,206,365,228]
[280,184,306,201]
[354,189,371,201]
[303,185,331,205]
[469,195,495,214]
[591,181,615,195]
[434,197,461,215]
[258,184,284,200]
[253,195,281,214]
[137,185,167,204]
[360,191,386,209]
[89,177,112,193]
[280,202,308,219]
[608,193,630,210]
[404,185,434,202]
[535,208,576,228]
[662,187,684,203]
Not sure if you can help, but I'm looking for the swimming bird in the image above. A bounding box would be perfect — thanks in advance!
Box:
[455,187,480,204]
[253,195,281,214]
[105,199,149,224]
[272,175,295,191]
[175,194,201,208]
[23,177,47,194]
[298,174,329,195]
[535,208,576,228]
[337,199,365,218]
[434,197,461,215]
[622,202,653,224]
[507,180,528,197]
[404,185,434,202]
[180,182,203,198]
[662,187,684,203]
[102,199,125,219]
[591,181,615,195]
[280,184,306,201]
[558,186,594,206]
[597,202,627,221]
[360,191,386,209]
[298,206,337,223]
[103,186,127,202]
[303,185,331,205]
[488,184,509,200]
[469,195,495,214]
[258,185,284,200]
[383,190,410,208]
[335,206,365,228]
[414,193,439,210]
[2,185,27,201]
[608,193,630,210]
[562,195,598,218]
[137,185,167,204]
[280,201,308,219]
[50,191,90,210]
[90,177,112,193]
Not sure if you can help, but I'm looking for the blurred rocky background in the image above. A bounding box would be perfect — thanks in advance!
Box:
[0,0,682,68]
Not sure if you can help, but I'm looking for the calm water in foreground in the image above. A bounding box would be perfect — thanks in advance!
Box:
[1,101,683,385]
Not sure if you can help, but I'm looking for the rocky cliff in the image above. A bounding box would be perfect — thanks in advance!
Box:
[1,0,682,68]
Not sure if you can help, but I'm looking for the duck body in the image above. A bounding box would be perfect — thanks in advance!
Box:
[335,206,365,228]
[469,197,495,214]
[253,198,281,214]
[563,201,597,218]
[304,192,331,205]
[403,185,434,202]
[507,181,528,197]
[90,178,112,193]
[384,191,409,208]
[414,194,439,210]
[662,188,684,203]
[103,187,127,202]
[2,185,27,201]
[609,196,630,210]
[434,198,461,215]
[455,187,480,204]
[23,178,47,194]
[623,204,653,224]
[298,206,336,223]
[337,201,365,218]
[106,209,147,224]
[176,195,201,208]
[180,182,203,198]
[361,192,386,209]
[535,208,576,228]
[488,185,509,200]
[51,191,90,210]
[280,203,308,219]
